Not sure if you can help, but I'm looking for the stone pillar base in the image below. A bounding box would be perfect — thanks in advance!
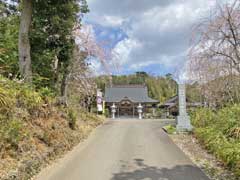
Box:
[177,115,193,132]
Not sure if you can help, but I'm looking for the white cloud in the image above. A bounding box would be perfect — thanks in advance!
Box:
[102,16,125,27]
[86,0,220,79]
[112,39,140,66]
[86,15,126,27]
[89,58,103,75]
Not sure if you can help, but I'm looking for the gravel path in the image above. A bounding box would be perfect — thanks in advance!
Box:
[36,119,209,180]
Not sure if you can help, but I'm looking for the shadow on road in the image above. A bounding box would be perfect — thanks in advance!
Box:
[111,159,209,180]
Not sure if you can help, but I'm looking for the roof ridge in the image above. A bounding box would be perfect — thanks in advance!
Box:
[111,84,146,88]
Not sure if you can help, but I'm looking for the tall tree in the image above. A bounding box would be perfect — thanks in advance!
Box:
[30,0,89,96]
[189,0,240,106]
[18,0,33,83]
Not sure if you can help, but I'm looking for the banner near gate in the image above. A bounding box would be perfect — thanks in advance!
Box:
[97,89,103,112]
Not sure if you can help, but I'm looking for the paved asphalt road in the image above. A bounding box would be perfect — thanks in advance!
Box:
[36,119,210,180]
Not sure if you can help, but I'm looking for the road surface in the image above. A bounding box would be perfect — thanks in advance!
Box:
[36,119,209,180]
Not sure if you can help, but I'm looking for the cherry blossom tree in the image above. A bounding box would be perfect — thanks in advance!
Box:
[188,0,240,106]
[63,24,116,107]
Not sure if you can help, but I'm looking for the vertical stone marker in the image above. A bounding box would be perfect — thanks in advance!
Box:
[177,84,192,132]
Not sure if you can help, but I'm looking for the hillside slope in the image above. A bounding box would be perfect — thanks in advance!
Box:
[0,76,104,180]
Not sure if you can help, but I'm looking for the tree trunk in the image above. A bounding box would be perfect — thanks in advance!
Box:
[53,55,60,88]
[61,71,68,97]
[18,0,33,83]
[60,68,70,106]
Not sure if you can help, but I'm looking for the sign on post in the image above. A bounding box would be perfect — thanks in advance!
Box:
[97,89,103,112]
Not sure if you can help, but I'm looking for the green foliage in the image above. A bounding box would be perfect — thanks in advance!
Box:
[0,14,19,77]
[38,87,55,103]
[0,118,25,149]
[4,119,24,147]
[0,75,44,115]
[0,0,90,93]
[0,79,16,116]
[195,127,240,175]
[191,108,216,128]
[217,105,240,139]
[192,105,240,139]
[104,108,110,118]
[163,125,176,134]
[0,87,12,108]
[192,105,240,176]
[16,86,43,113]
[29,0,88,91]
[68,108,77,130]
[145,75,177,103]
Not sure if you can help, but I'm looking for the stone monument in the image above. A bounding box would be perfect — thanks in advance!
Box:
[177,84,192,131]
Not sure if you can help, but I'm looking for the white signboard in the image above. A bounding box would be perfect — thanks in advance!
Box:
[97,89,103,112]
[97,104,103,112]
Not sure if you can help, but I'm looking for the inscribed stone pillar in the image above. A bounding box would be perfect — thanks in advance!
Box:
[177,84,192,131]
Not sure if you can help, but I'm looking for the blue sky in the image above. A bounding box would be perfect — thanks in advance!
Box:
[89,23,128,49]
[84,0,228,79]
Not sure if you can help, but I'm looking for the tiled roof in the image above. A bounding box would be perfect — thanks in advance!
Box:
[104,85,159,103]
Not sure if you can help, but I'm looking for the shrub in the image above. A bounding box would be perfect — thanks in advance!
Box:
[1,119,25,149]
[195,127,240,175]
[0,86,15,115]
[192,105,240,176]
[104,108,110,118]
[0,87,10,107]
[191,108,216,128]
[68,108,77,130]
[38,87,55,103]
[217,105,240,138]
[16,86,43,114]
